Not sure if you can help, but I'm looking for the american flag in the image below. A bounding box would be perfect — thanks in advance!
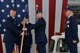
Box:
[0,0,28,33]
[0,0,68,41]
[0,0,68,53]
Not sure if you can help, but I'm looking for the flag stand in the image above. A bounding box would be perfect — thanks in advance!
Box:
[20,21,25,53]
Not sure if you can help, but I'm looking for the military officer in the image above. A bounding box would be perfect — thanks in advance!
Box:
[27,10,47,53]
[65,7,79,53]
[3,8,24,53]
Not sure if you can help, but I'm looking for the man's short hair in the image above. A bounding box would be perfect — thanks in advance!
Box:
[10,8,16,11]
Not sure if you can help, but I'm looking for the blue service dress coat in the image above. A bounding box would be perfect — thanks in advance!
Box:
[65,16,79,44]
[3,16,20,43]
[27,18,47,43]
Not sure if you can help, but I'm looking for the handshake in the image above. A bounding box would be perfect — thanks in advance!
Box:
[21,17,29,26]
[21,17,29,30]
[21,17,29,35]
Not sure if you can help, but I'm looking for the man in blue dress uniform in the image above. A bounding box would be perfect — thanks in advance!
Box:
[3,8,24,53]
[27,10,47,53]
[65,7,79,53]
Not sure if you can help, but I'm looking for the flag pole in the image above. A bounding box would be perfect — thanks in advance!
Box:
[20,21,26,53]
[20,32,24,53]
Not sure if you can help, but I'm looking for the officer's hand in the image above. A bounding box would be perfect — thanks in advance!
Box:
[73,40,77,44]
